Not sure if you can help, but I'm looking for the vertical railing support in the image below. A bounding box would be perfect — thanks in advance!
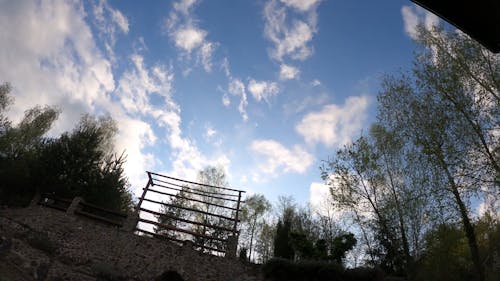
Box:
[133,172,152,231]
[226,190,242,258]
[67,197,83,214]
[136,172,152,212]
[233,191,242,234]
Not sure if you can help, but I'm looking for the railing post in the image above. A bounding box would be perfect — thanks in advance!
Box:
[136,172,152,212]
[29,192,41,208]
[233,191,242,234]
[133,172,152,232]
[225,235,238,259]
[67,197,83,214]
[226,191,242,258]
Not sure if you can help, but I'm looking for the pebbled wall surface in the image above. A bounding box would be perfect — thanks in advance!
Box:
[0,206,263,281]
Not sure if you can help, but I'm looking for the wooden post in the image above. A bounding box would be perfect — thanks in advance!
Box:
[233,191,242,234]
[28,192,41,208]
[132,172,152,232]
[67,197,83,214]
[226,235,237,259]
[136,172,152,213]
[226,190,242,258]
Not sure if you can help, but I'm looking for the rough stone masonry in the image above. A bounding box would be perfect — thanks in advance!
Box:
[0,206,263,281]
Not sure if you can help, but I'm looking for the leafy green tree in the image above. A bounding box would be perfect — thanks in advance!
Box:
[191,166,233,251]
[330,232,357,264]
[377,25,499,281]
[155,185,191,239]
[0,83,13,132]
[241,194,271,261]
[0,84,59,206]
[255,221,275,263]
[0,85,131,212]
[36,115,132,212]
[274,218,294,260]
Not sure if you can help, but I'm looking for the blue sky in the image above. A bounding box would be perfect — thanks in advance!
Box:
[0,0,441,209]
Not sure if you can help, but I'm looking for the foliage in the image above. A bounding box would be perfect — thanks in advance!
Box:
[319,23,499,280]
[263,258,384,281]
[240,194,271,261]
[191,165,233,251]
[273,219,294,260]
[0,84,132,212]
[155,185,191,239]
[238,247,248,262]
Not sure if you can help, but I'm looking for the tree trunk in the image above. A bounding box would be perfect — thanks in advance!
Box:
[248,219,256,262]
[384,155,412,269]
[440,156,484,281]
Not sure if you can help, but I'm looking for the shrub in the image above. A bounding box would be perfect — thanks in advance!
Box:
[263,258,385,281]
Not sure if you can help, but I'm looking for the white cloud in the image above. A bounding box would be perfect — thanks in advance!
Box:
[0,0,113,131]
[476,194,500,220]
[280,0,320,12]
[204,124,217,140]
[0,1,160,193]
[296,96,370,147]
[222,93,231,106]
[264,0,319,62]
[401,4,439,40]
[174,27,206,52]
[173,0,198,14]
[283,92,329,115]
[250,139,314,176]
[247,79,280,103]
[0,0,230,198]
[116,54,230,185]
[199,42,216,72]
[91,0,129,61]
[279,64,300,80]
[228,77,248,121]
[311,79,321,87]
[309,182,345,218]
[93,0,129,34]
[117,54,174,113]
[166,0,217,72]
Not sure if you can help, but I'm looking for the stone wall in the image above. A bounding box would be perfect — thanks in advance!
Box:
[0,206,263,281]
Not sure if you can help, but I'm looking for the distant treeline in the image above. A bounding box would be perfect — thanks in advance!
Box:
[235,25,499,281]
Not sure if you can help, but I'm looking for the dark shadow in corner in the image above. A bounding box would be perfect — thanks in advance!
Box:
[155,270,184,281]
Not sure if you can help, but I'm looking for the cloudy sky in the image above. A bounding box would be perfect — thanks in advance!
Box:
[0,0,440,209]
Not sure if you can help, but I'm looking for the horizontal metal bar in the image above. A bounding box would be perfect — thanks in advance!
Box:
[153,176,239,200]
[140,198,239,222]
[137,217,227,243]
[139,207,236,233]
[148,171,246,193]
[146,188,241,211]
[134,228,226,253]
[149,183,240,203]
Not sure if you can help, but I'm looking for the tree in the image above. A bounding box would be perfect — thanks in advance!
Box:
[192,165,233,251]
[255,221,275,263]
[37,115,132,212]
[330,232,357,264]
[321,135,405,273]
[155,185,191,239]
[0,83,13,132]
[273,218,294,259]
[0,85,132,211]
[0,84,59,206]
[376,25,499,281]
[241,194,271,261]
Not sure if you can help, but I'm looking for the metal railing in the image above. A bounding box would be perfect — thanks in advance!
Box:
[135,171,245,255]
